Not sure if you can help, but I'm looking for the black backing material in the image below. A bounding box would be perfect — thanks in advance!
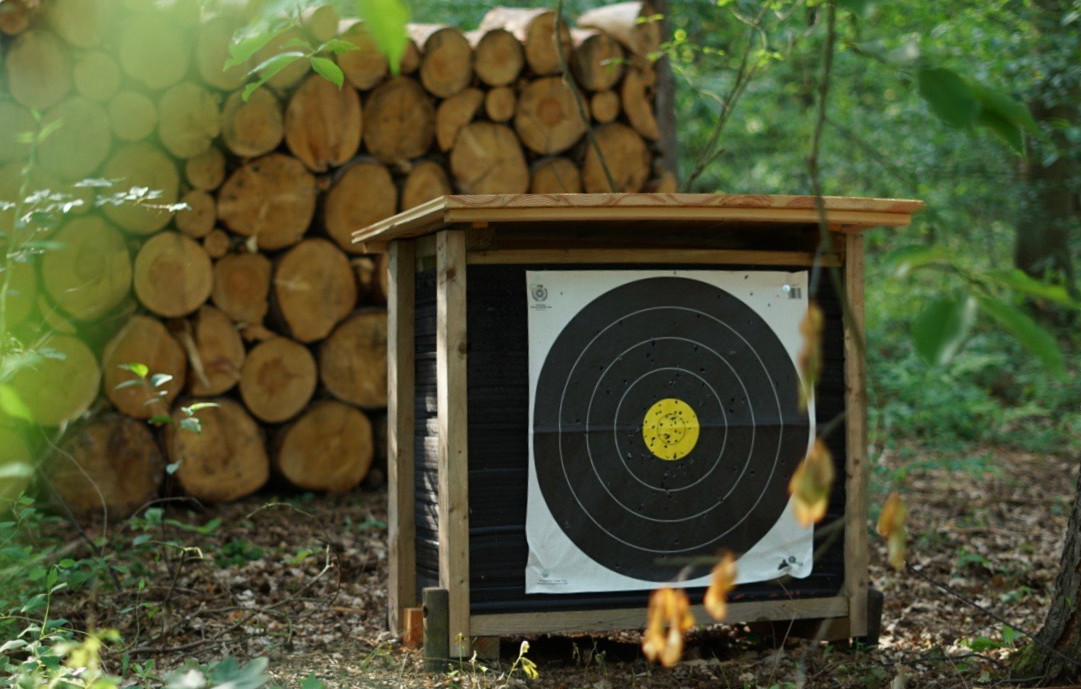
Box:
[414,264,848,615]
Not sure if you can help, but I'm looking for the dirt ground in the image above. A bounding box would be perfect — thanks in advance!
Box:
[56,445,1078,688]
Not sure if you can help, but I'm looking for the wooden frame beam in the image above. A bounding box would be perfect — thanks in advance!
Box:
[467,248,841,267]
[843,233,869,638]
[436,229,471,657]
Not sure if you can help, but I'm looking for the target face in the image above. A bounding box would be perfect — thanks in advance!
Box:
[526,270,815,592]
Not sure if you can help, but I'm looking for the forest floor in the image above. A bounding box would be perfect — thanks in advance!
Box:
[52,444,1077,689]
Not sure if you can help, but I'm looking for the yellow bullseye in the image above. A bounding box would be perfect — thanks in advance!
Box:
[642,398,700,461]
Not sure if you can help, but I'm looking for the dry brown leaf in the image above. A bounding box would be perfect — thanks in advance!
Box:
[703,552,738,621]
[789,437,834,527]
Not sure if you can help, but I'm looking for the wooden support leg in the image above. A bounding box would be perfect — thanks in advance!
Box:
[472,636,501,662]
[423,587,450,672]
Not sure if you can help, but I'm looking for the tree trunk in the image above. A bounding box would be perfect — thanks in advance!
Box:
[479,7,570,77]
[401,159,451,210]
[221,87,285,159]
[531,156,581,193]
[275,400,373,492]
[571,28,624,92]
[361,77,435,167]
[8,334,100,427]
[167,397,269,502]
[514,76,586,155]
[4,29,71,110]
[273,238,357,342]
[101,142,179,234]
[40,215,131,321]
[49,415,164,519]
[468,27,523,87]
[184,305,245,397]
[217,153,317,250]
[323,161,397,252]
[590,89,620,123]
[239,337,317,423]
[109,91,159,143]
[409,24,473,99]
[212,251,271,325]
[203,228,232,259]
[436,87,484,152]
[582,122,651,192]
[133,231,213,317]
[285,73,362,173]
[318,309,387,409]
[158,82,222,160]
[102,315,187,419]
[185,146,227,191]
[175,190,216,238]
[450,121,529,194]
[485,86,516,123]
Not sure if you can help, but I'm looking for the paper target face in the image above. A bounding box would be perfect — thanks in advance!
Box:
[526,270,815,593]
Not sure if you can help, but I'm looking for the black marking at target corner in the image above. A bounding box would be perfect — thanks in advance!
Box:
[532,276,809,582]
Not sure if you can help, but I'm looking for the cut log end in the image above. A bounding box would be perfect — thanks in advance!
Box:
[450,122,529,194]
[217,153,317,250]
[274,238,358,342]
[276,401,373,492]
[212,251,271,325]
[324,162,397,253]
[103,315,187,420]
[9,334,100,427]
[169,398,269,502]
[319,310,387,409]
[239,337,317,423]
[134,231,213,317]
[285,74,362,172]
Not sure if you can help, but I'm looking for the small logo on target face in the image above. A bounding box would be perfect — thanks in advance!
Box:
[530,284,548,302]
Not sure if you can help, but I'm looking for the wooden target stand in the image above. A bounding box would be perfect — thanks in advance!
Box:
[353,193,922,661]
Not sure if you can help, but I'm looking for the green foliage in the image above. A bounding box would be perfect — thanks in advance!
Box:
[356,0,410,75]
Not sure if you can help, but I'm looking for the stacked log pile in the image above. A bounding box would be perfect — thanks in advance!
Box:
[0,0,670,518]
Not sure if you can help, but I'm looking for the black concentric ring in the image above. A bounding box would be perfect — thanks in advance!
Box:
[532,276,810,581]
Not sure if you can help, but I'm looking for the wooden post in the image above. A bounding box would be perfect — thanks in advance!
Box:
[387,240,416,636]
[436,229,470,658]
[843,232,869,638]
[422,587,450,671]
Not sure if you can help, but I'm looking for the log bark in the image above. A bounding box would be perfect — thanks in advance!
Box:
[485,86,516,123]
[203,228,232,259]
[450,121,529,194]
[101,319,187,419]
[571,29,624,92]
[363,77,435,167]
[590,89,620,123]
[217,153,317,250]
[273,238,357,342]
[9,334,99,427]
[158,82,222,160]
[0,102,33,163]
[118,13,191,90]
[401,160,451,210]
[4,29,71,110]
[0,0,39,36]
[185,147,227,191]
[530,156,581,193]
[133,231,213,317]
[185,305,245,396]
[324,161,397,252]
[40,215,131,321]
[211,251,270,325]
[577,1,661,57]
[39,97,112,180]
[46,0,109,47]
[318,310,387,409]
[514,76,587,155]
[167,397,268,502]
[410,24,473,99]
[109,91,158,143]
[73,50,120,102]
[436,87,484,151]
[275,400,373,492]
[301,4,339,42]
[468,27,524,87]
[239,337,317,423]
[195,16,249,91]
[621,64,660,141]
[285,73,362,172]
[252,27,308,92]
[221,87,284,159]
[479,7,570,77]
[336,21,387,90]
[49,415,164,519]
[582,122,650,193]
[101,142,179,234]
[175,190,216,238]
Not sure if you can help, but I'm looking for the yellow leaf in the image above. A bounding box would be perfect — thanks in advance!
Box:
[877,492,908,570]
[642,588,694,667]
[703,552,738,620]
[788,438,834,527]
[797,301,824,411]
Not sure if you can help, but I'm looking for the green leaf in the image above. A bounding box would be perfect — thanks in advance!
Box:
[320,38,359,55]
[224,25,287,70]
[1002,625,1018,645]
[249,50,306,78]
[977,295,1065,376]
[356,0,410,75]
[911,294,977,366]
[119,362,150,378]
[881,244,949,278]
[970,82,1039,133]
[836,0,872,15]
[183,402,219,412]
[917,67,979,128]
[300,674,325,689]
[179,417,202,434]
[986,269,1080,309]
[975,105,1024,154]
[0,384,32,421]
[241,80,267,102]
[148,415,173,426]
[0,462,33,481]
[151,373,174,388]
[166,462,180,475]
[309,57,344,88]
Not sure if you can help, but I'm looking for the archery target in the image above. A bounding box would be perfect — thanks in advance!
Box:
[526,270,815,594]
